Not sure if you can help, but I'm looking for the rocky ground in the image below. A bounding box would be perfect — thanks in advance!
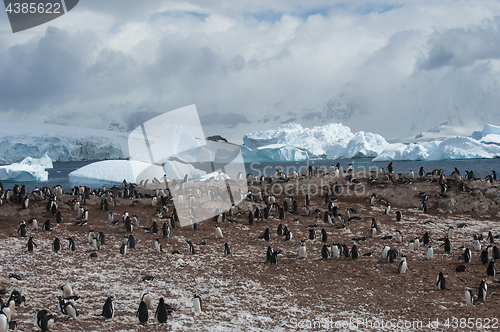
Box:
[1,169,500,331]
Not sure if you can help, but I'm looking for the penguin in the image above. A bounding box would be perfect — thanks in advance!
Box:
[98,231,106,245]
[248,211,254,225]
[465,290,474,305]
[447,226,454,239]
[65,301,78,319]
[193,294,202,314]
[284,228,292,241]
[384,204,391,215]
[224,243,231,255]
[298,241,307,258]
[395,230,403,243]
[0,312,7,332]
[32,217,39,230]
[331,244,340,258]
[155,238,163,253]
[97,296,114,319]
[414,238,420,250]
[401,255,409,270]
[270,251,279,265]
[27,236,36,252]
[487,260,496,277]
[342,244,350,258]
[398,259,407,274]
[308,229,316,241]
[480,250,489,264]
[126,234,135,249]
[88,230,94,244]
[436,272,446,290]
[259,228,270,242]
[386,249,397,263]
[156,298,168,323]
[277,224,283,236]
[162,222,170,237]
[187,240,195,255]
[461,248,471,263]
[478,279,487,300]
[351,244,359,260]
[42,220,51,231]
[395,211,402,221]
[381,246,390,260]
[55,211,63,223]
[426,246,434,260]
[137,300,148,325]
[67,237,75,251]
[321,229,327,243]
[92,237,100,251]
[36,310,55,331]
[120,243,127,255]
[124,217,133,233]
[494,246,500,260]
[142,293,153,310]
[215,226,223,239]
[420,232,430,245]
[444,238,451,253]
[321,244,330,260]
[266,246,273,262]
[487,231,495,244]
[17,221,26,237]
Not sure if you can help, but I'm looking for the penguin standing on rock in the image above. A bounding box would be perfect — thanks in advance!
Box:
[156,298,168,323]
[478,279,487,300]
[321,244,330,260]
[465,290,474,305]
[487,260,496,277]
[27,236,37,252]
[298,241,307,258]
[17,221,26,237]
[215,226,223,239]
[97,296,114,319]
[52,238,61,253]
[36,310,55,331]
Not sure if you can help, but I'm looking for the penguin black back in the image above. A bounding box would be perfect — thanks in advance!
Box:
[156,298,168,323]
[137,300,148,324]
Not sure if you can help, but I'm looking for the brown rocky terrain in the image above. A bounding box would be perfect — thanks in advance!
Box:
[0,169,500,331]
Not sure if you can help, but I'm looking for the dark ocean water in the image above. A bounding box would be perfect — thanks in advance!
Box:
[2,157,500,192]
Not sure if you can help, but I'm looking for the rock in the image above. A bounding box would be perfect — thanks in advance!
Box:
[471,190,483,197]
[438,198,456,213]
[484,188,500,199]
[473,202,489,212]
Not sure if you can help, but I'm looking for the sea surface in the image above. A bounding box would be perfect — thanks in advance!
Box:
[2,158,500,192]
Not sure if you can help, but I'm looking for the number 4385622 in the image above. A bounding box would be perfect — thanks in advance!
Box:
[6,2,61,14]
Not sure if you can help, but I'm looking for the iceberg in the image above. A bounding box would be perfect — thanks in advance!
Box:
[241,144,309,163]
[0,151,53,181]
[68,159,207,186]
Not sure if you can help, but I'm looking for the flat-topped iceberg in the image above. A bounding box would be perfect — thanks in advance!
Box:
[0,151,53,181]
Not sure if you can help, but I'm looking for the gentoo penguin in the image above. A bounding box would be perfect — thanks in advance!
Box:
[460,248,471,263]
[284,228,292,241]
[98,231,105,245]
[487,231,494,243]
[162,222,170,237]
[52,238,61,253]
[421,232,430,245]
[156,298,168,323]
[65,301,78,319]
[120,243,127,255]
[381,246,390,260]
[126,234,135,249]
[266,246,273,262]
[436,272,446,290]
[444,238,452,253]
[32,217,38,230]
[494,246,500,260]
[395,230,403,243]
[259,228,271,242]
[447,226,454,239]
[97,296,114,319]
[82,209,89,221]
[321,229,328,243]
[187,240,195,255]
[22,195,29,209]
[36,310,55,331]
[0,312,7,332]
[409,170,415,179]
[124,217,133,233]
[137,300,148,325]
[42,220,51,231]
[351,245,359,260]
[155,238,163,253]
[142,293,153,310]
[193,294,202,314]
[27,236,36,252]
[321,244,330,260]
[224,243,231,255]
[386,249,397,263]
[92,237,100,251]
[17,221,26,237]
[298,241,307,258]
[465,290,474,305]
[480,250,489,264]
[478,279,487,300]
[398,259,407,274]
[248,211,254,225]
[277,224,283,236]
[487,260,496,277]
[384,204,391,215]
[426,246,434,260]
[331,244,340,258]
[395,211,402,221]
[215,226,223,239]
[414,238,420,250]
[270,251,279,265]
[55,211,63,223]
[67,237,75,251]
[88,230,94,244]
[309,229,316,241]
[472,235,481,251]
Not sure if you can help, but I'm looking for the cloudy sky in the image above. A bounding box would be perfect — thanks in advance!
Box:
[1,0,500,142]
